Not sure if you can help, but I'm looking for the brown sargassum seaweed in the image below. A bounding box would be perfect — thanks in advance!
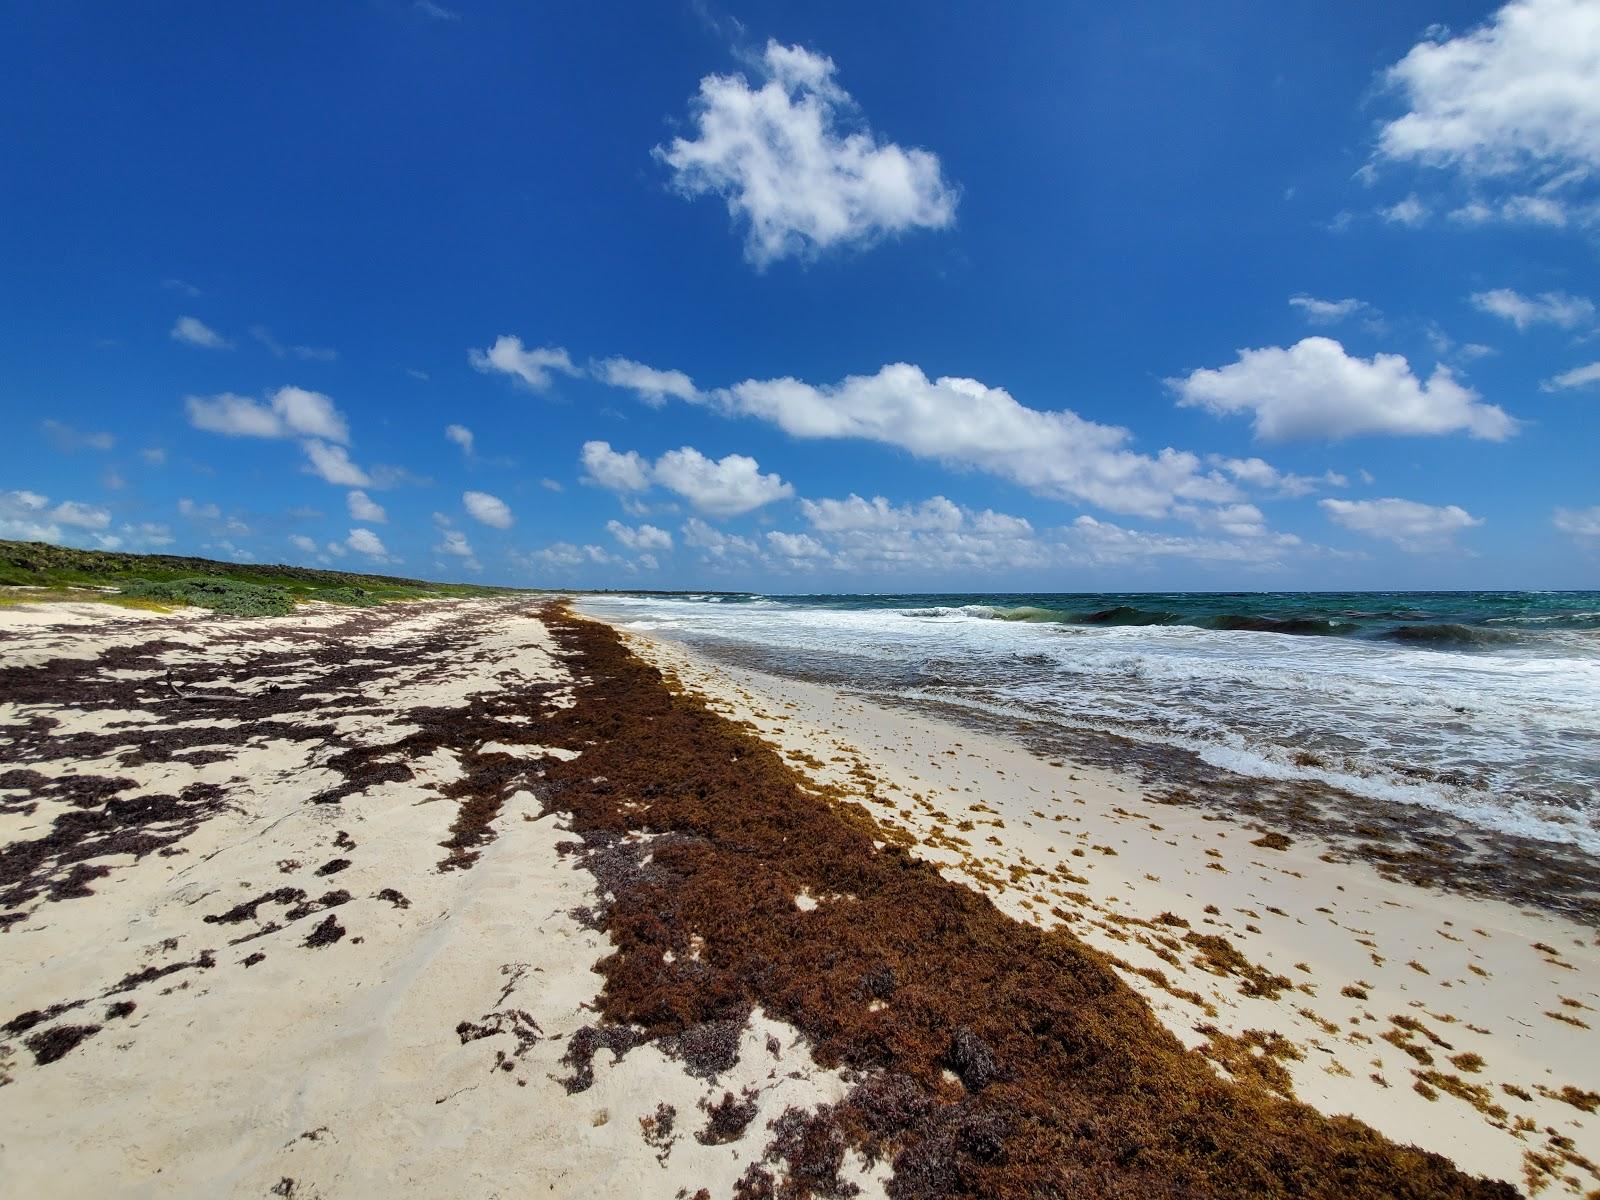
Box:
[536,605,1519,1200]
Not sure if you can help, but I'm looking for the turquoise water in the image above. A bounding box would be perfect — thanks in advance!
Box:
[580,591,1600,855]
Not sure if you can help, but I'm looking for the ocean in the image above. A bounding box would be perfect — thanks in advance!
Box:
[576,590,1600,859]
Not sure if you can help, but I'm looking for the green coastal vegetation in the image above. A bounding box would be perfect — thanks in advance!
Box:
[0,539,523,617]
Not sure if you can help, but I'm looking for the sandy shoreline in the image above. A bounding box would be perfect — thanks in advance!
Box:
[0,599,876,1198]
[608,621,1599,1195]
[1,596,1595,1197]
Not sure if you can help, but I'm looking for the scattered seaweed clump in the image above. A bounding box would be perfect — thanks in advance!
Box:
[24,1023,100,1065]
[698,1089,761,1145]
[302,914,345,948]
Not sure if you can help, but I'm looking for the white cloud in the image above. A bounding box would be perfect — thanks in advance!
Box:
[594,358,1247,519]
[1451,194,1579,226]
[708,363,1235,518]
[533,542,618,569]
[1380,195,1430,226]
[681,517,761,560]
[656,39,957,266]
[652,446,793,516]
[1170,336,1517,441]
[580,441,652,492]
[1061,515,1304,567]
[141,447,168,466]
[50,500,111,530]
[606,519,673,551]
[468,335,579,391]
[433,528,481,570]
[170,315,231,349]
[177,498,222,520]
[765,530,828,560]
[795,494,1050,573]
[0,490,121,545]
[1470,287,1595,330]
[346,528,392,560]
[303,440,371,487]
[347,490,387,523]
[1288,295,1370,324]
[1173,502,1274,539]
[1553,506,1600,539]
[185,386,350,443]
[463,490,514,529]
[1543,361,1600,391]
[1321,497,1482,551]
[445,423,474,454]
[289,534,318,554]
[540,477,564,492]
[41,420,115,452]
[186,393,283,439]
[595,358,700,406]
[1208,456,1349,498]
[1379,0,1600,180]
[271,386,349,442]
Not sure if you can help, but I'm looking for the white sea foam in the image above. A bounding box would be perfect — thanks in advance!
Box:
[577,594,1600,854]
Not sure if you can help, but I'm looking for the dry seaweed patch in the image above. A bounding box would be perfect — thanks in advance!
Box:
[537,606,1518,1200]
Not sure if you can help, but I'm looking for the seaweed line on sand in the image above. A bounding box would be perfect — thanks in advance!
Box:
[532,602,1520,1200]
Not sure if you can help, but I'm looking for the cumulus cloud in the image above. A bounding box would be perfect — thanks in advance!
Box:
[1169,337,1516,441]
[796,494,1045,573]
[593,358,1256,519]
[170,315,231,349]
[347,490,387,523]
[186,387,351,443]
[1380,195,1430,226]
[468,335,580,391]
[1542,361,1600,391]
[1208,456,1349,497]
[1061,515,1304,567]
[346,528,392,560]
[606,519,673,551]
[765,530,828,561]
[580,441,653,493]
[288,534,318,554]
[1379,0,1600,179]
[1321,497,1483,551]
[1470,287,1595,330]
[533,542,618,570]
[652,446,793,516]
[1288,295,1372,325]
[595,359,700,406]
[714,364,1234,518]
[433,528,481,570]
[445,423,474,454]
[303,441,371,487]
[0,490,156,549]
[1553,506,1600,539]
[1375,1,1600,229]
[463,490,514,529]
[681,517,761,560]
[656,40,957,266]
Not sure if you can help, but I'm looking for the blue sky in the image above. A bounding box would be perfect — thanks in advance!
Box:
[3,0,1598,590]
